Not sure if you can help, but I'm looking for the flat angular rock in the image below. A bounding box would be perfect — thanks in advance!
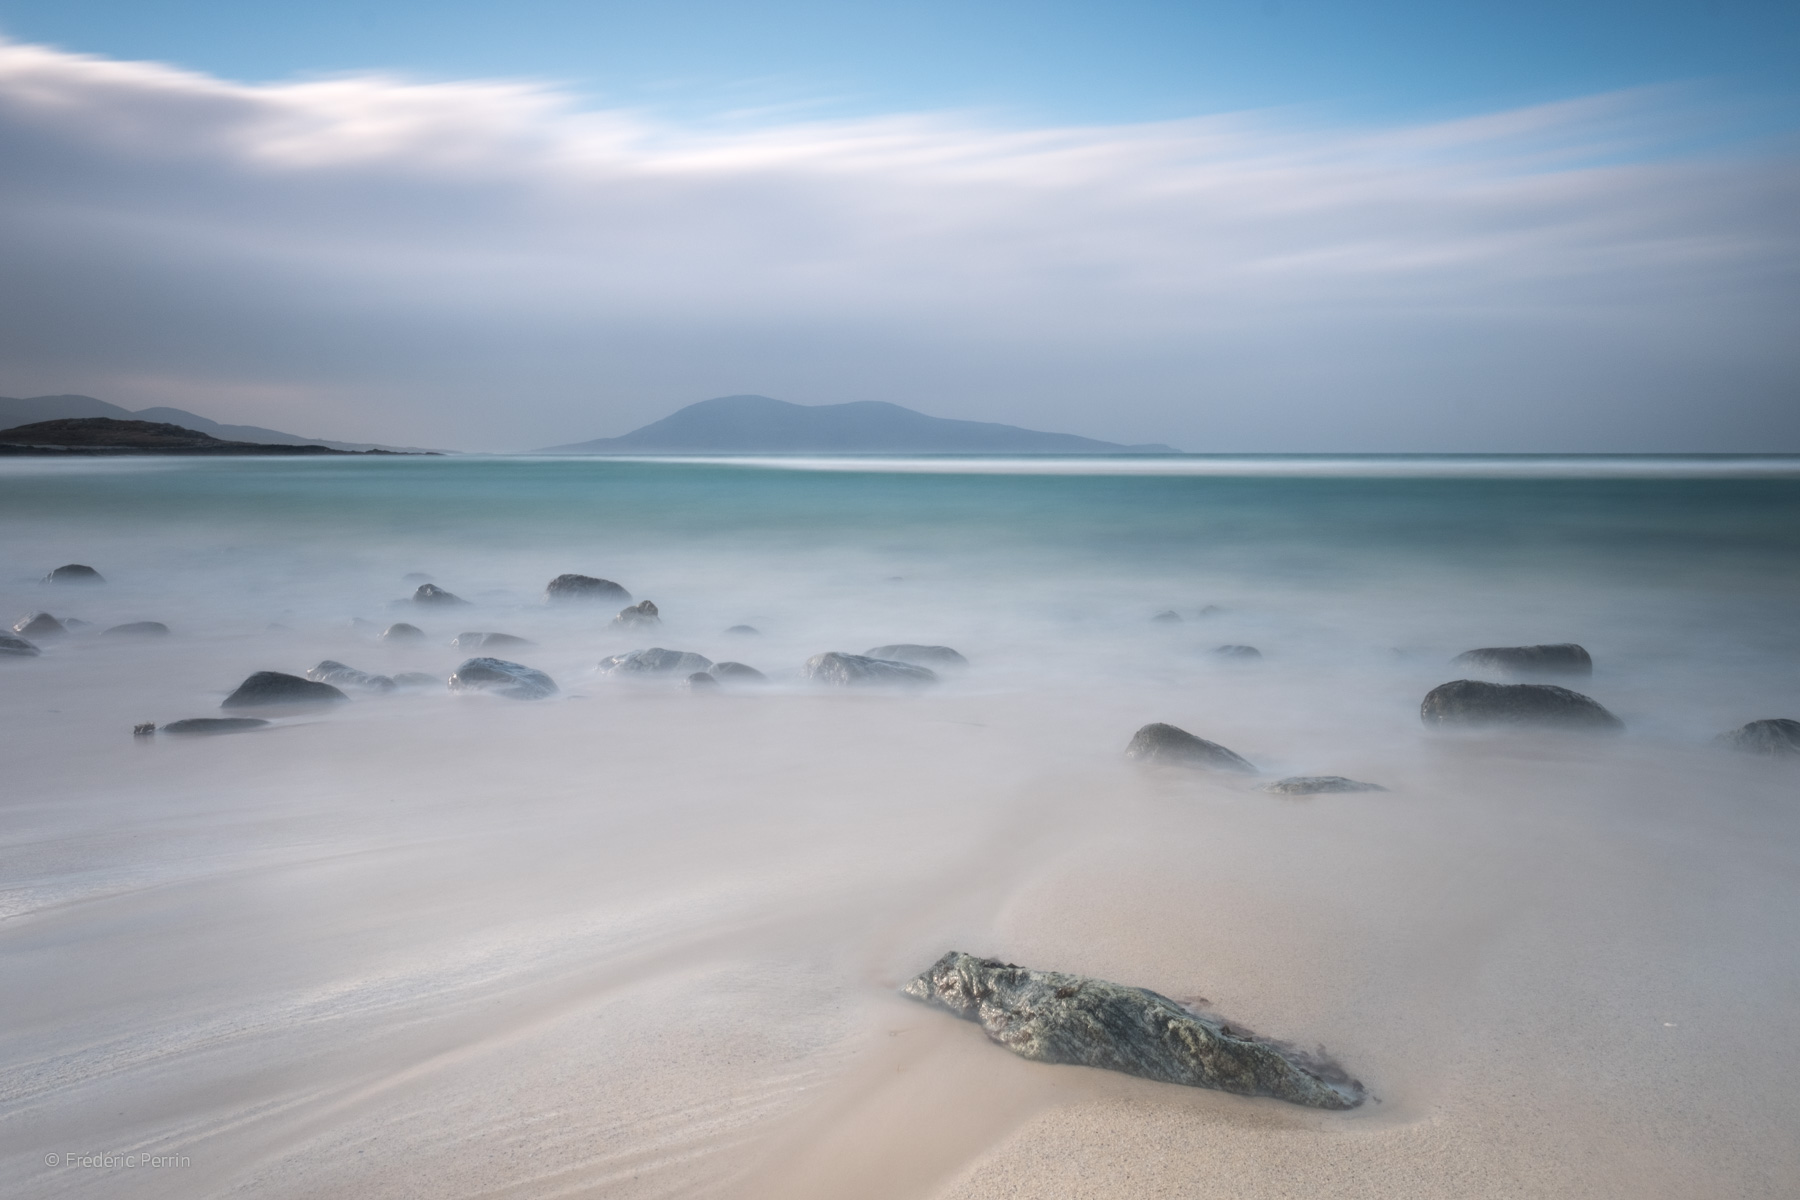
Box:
[1213,644,1262,661]
[865,644,969,668]
[903,952,1364,1110]
[452,631,534,650]
[1452,643,1593,678]
[1421,679,1622,732]
[601,647,714,675]
[412,583,468,606]
[382,622,425,640]
[306,660,397,693]
[44,563,104,584]
[1124,723,1256,772]
[103,621,169,637]
[803,652,937,686]
[546,573,630,603]
[163,717,270,735]
[1259,776,1387,795]
[222,671,349,709]
[448,657,557,700]
[13,612,66,639]
[0,633,41,656]
[709,661,768,682]
[1716,718,1800,757]
[614,600,660,627]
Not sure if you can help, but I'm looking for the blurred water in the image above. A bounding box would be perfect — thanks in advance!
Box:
[3,456,1798,1199]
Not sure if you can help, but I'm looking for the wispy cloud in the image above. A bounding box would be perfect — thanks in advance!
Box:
[0,38,1794,450]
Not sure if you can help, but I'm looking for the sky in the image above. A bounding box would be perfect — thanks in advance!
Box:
[0,0,1795,451]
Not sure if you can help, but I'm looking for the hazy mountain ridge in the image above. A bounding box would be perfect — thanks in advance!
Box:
[0,395,433,454]
[536,395,1178,455]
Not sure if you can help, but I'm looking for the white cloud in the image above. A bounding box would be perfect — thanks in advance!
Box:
[0,37,1794,450]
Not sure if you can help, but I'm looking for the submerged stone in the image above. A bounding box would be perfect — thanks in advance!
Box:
[725,624,760,636]
[614,600,660,627]
[103,621,169,637]
[1124,723,1256,773]
[0,633,41,657]
[412,583,468,606]
[546,573,630,603]
[601,647,714,675]
[391,671,443,689]
[1213,644,1262,661]
[222,671,349,709]
[1716,718,1800,757]
[1452,643,1593,678]
[803,652,937,686]
[382,622,425,641]
[1421,679,1622,732]
[865,644,969,668]
[686,671,721,690]
[903,952,1364,1110]
[709,661,768,682]
[44,564,104,584]
[163,717,270,735]
[1152,610,1183,623]
[452,631,534,650]
[448,657,558,700]
[12,612,66,639]
[1259,776,1387,795]
[306,660,396,693]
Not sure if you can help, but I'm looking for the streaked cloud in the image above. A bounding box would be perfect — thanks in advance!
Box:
[0,38,1794,450]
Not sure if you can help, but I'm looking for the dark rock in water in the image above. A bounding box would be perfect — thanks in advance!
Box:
[391,671,443,689]
[600,647,714,675]
[104,621,169,637]
[452,631,535,650]
[1125,723,1256,772]
[222,671,349,709]
[13,612,66,638]
[725,624,760,636]
[803,652,937,686]
[163,717,271,735]
[448,657,558,700]
[64,618,91,630]
[133,722,156,736]
[686,671,721,690]
[546,573,631,603]
[1452,643,1593,678]
[382,622,424,641]
[1,633,42,656]
[45,563,104,584]
[709,661,768,682]
[1199,605,1225,617]
[1259,776,1387,795]
[1213,644,1262,661]
[865,644,969,668]
[903,951,1364,1110]
[614,600,660,627]
[1716,718,1800,757]
[306,660,397,693]
[1421,679,1622,731]
[413,583,468,606]
[1152,610,1182,623]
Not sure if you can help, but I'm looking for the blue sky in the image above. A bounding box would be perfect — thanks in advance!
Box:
[4,0,1796,129]
[0,3,1794,451]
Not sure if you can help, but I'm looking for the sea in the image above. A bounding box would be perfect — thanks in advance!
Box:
[4,454,1799,1199]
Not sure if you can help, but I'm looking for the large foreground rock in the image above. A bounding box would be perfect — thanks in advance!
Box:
[44,563,104,584]
[1717,718,1800,757]
[803,652,937,686]
[546,573,630,603]
[0,633,40,656]
[222,671,349,709]
[163,717,270,735]
[1421,679,1622,732]
[306,660,397,693]
[865,644,969,668]
[1124,723,1256,772]
[601,647,713,675]
[1452,643,1593,677]
[448,657,557,700]
[904,952,1364,1110]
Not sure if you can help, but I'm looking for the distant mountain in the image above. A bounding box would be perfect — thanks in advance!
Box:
[536,395,1178,455]
[0,417,412,456]
[0,394,435,454]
